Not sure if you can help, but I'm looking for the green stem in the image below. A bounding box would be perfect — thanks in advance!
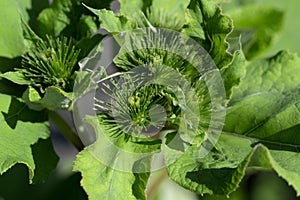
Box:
[49,111,84,151]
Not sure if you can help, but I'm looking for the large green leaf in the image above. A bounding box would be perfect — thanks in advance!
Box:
[0,93,53,183]
[227,5,284,59]
[86,6,137,33]
[225,51,300,135]
[166,134,300,196]
[2,97,47,129]
[36,0,73,37]
[165,134,253,195]
[73,116,161,200]
[36,0,110,39]
[74,150,150,200]
[0,0,26,57]
[119,0,144,19]
[166,51,300,196]
[222,0,300,58]
[182,0,233,68]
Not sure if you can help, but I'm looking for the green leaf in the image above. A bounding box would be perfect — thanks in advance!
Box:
[119,0,144,19]
[118,0,190,30]
[224,51,300,194]
[74,150,150,200]
[22,86,72,111]
[182,1,205,39]
[165,134,253,195]
[182,0,233,68]
[76,34,105,60]
[264,148,300,196]
[21,18,43,51]
[77,15,98,38]
[222,0,300,58]
[31,138,59,184]
[86,7,137,33]
[36,0,110,39]
[225,51,300,135]
[0,93,50,183]
[0,0,25,57]
[73,116,161,200]
[151,0,190,20]
[166,51,300,196]
[26,0,49,30]
[0,94,10,111]
[0,71,32,85]
[167,134,300,196]
[147,0,190,30]
[221,50,247,99]
[37,0,73,37]
[2,97,47,129]
[21,86,43,111]
[227,5,284,59]
[0,56,26,98]
[68,0,113,39]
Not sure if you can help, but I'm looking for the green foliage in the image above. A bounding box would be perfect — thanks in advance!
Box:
[73,115,161,200]
[165,134,253,195]
[0,94,57,183]
[90,0,233,69]
[0,13,105,111]
[183,0,233,68]
[225,51,300,136]
[221,50,247,99]
[222,0,300,58]
[0,0,300,199]
[0,164,87,200]
[165,50,300,196]
[85,7,137,33]
[227,5,284,59]
[36,0,111,39]
[0,0,26,58]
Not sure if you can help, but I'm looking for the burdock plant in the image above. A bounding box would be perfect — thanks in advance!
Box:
[1,1,300,200]
[21,36,80,93]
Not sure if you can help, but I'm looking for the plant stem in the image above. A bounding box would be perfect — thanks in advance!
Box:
[147,168,168,199]
[48,111,84,151]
